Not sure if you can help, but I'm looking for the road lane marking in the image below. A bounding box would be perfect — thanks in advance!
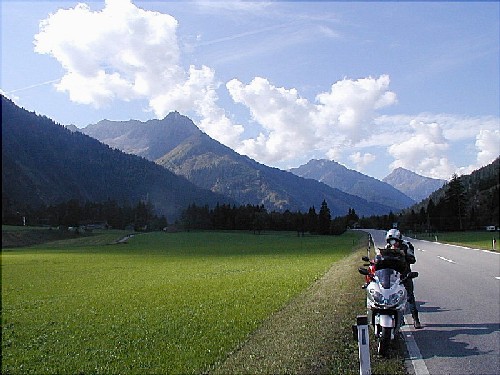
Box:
[437,256,456,263]
[495,277,500,280]
[449,244,469,249]
[415,240,499,253]
[402,317,430,375]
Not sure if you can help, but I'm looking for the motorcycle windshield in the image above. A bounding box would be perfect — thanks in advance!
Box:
[375,268,398,289]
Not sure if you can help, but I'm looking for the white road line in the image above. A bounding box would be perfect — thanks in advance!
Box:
[483,249,500,254]
[437,256,456,264]
[495,277,500,280]
[448,244,466,249]
[402,318,430,375]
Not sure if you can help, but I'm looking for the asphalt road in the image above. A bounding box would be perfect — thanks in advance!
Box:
[364,229,500,375]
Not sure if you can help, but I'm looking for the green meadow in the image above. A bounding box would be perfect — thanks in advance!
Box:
[413,230,499,251]
[2,230,363,374]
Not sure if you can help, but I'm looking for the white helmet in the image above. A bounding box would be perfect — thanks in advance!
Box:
[386,228,402,242]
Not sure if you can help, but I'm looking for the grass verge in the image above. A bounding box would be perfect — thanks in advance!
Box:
[209,237,407,375]
[412,230,499,251]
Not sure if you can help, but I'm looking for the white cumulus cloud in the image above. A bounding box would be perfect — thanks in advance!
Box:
[388,120,454,178]
[227,75,397,164]
[33,0,243,146]
[34,0,181,107]
[31,0,400,171]
[475,129,500,167]
[313,75,396,144]
[371,114,500,179]
[350,152,376,171]
[227,77,317,162]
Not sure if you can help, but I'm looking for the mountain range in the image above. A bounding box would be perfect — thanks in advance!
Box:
[81,116,419,217]
[289,159,416,209]
[2,94,447,220]
[82,115,447,214]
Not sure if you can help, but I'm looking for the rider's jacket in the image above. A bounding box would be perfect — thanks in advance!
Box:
[376,241,416,275]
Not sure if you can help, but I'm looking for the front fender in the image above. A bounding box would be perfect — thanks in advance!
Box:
[379,314,394,328]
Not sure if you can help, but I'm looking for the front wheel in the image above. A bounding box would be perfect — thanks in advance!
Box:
[377,327,392,357]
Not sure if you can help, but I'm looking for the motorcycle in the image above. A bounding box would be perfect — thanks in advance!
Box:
[358,254,418,356]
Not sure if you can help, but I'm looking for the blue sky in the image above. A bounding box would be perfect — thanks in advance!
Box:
[1,0,499,180]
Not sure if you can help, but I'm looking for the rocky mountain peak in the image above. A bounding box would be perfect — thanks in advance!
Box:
[383,168,446,203]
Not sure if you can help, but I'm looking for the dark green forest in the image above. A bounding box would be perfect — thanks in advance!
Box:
[180,158,499,234]
[3,199,167,232]
[180,201,359,235]
[2,197,357,235]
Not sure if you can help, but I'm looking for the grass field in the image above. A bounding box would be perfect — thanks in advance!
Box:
[3,230,390,374]
[412,230,499,251]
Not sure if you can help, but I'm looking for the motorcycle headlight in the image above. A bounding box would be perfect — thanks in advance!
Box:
[387,290,405,306]
[368,289,384,304]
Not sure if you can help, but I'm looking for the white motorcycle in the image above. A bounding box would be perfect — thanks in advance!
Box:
[358,255,418,356]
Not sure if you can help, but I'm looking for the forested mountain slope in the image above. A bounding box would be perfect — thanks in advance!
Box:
[1,95,227,221]
[397,157,500,231]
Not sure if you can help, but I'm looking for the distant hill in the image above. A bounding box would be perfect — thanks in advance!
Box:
[289,159,415,211]
[1,95,227,221]
[383,168,446,202]
[82,116,395,217]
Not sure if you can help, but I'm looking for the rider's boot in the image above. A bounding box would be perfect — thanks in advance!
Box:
[412,311,422,329]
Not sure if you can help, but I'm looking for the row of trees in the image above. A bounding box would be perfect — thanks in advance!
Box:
[181,201,359,235]
[2,199,167,231]
[3,197,359,235]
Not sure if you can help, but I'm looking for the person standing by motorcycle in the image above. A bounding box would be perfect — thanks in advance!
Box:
[384,228,423,329]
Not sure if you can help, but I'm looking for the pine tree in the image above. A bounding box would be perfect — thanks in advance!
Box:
[307,206,318,233]
[445,174,466,230]
[318,200,331,235]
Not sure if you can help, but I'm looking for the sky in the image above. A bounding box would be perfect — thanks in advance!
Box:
[1,0,499,181]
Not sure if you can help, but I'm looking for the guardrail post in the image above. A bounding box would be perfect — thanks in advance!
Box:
[356,315,371,375]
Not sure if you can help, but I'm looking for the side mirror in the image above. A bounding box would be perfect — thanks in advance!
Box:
[362,256,370,262]
[358,267,369,275]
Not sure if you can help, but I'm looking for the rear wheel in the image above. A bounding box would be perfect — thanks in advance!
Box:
[377,327,392,357]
